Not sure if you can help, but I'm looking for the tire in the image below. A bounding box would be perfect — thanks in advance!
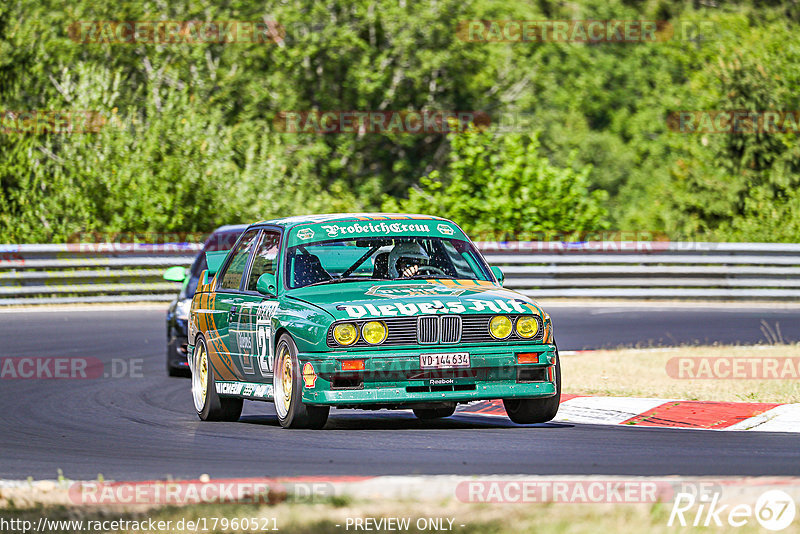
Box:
[192,334,243,422]
[413,403,456,420]
[503,343,561,424]
[273,334,329,429]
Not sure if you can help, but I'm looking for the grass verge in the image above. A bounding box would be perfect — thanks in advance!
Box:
[0,498,789,534]
[563,344,800,403]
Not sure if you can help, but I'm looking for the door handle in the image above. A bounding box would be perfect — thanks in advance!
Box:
[227,298,244,319]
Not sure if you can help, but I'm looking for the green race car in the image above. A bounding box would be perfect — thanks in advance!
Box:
[188,214,560,429]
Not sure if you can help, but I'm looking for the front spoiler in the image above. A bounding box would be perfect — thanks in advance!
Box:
[303,380,556,405]
[299,343,557,406]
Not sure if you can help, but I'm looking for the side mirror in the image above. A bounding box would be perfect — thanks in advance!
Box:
[490,266,505,286]
[256,273,278,296]
[163,266,187,282]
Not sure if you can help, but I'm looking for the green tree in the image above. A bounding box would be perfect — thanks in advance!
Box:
[385,127,609,238]
[658,22,800,242]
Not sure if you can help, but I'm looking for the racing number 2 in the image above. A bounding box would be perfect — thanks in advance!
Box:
[255,301,278,375]
[256,325,272,374]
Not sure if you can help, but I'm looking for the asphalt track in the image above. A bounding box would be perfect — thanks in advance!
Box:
[0,305,799,481]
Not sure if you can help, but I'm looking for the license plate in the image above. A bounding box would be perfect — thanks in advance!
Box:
[419,352,470,369]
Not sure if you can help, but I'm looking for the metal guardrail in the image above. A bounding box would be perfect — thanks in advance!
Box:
[0,241,798,304]
[0,243,200,305]
[476,241,800,299]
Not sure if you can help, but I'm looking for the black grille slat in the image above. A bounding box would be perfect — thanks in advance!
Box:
[327,314,543,347]
[417,316,438,344]
[440,315,461,343]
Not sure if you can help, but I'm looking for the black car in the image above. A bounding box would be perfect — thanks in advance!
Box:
[163,224,247,376]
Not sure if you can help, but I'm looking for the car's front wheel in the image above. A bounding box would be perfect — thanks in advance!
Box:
[503,344,561,424]
[273,334,329,429]
[192,334,243,421]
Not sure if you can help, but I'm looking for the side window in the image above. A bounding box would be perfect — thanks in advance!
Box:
[246,231,281,292]
[218,230,259,291]
[439,240,490,280]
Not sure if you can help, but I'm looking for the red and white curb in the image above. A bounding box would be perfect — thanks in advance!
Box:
[459,396,800,432]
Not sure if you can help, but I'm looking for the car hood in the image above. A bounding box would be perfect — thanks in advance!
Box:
[286,279,545,321]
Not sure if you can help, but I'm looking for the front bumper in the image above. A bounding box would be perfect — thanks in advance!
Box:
[299,343,557,406]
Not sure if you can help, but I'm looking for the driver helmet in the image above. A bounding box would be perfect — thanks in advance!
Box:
[388,242,430,278]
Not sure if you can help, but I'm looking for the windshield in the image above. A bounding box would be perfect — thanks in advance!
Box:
[285,236,493,289]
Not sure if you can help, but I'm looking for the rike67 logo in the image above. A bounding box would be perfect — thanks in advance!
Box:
[669,489,796,531]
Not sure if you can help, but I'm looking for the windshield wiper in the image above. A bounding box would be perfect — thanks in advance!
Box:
[403,274,457,280]
[304,277,388,288]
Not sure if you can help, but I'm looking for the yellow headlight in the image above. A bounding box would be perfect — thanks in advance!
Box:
[516,316,539,338]
[489,315,512,339]
[333,323,359,346]
[362,321,387,345]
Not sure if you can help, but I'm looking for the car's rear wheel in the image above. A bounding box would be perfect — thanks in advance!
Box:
[273,334,329,429]
[503,344,561,424]
[413,403,456,420]
[192,334,243,421]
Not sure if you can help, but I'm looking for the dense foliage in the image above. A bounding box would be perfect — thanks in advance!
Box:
[384,128,609,238]
[1,0,799,242]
